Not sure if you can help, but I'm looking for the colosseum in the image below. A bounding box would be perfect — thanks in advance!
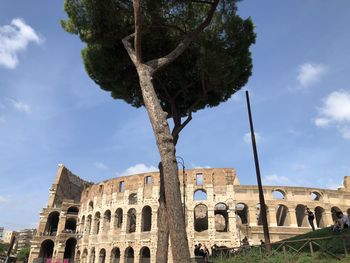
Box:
[29,164,350,263]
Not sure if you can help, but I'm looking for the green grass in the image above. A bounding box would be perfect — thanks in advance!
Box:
[212,228,350,262]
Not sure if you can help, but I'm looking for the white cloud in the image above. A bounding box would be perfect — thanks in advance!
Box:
[263,174,291,186]
[6,98,31,113]
[94,162,108,170]
[0,195,9,205]
[314,118,330,127]
[243,132,262,144]
[315,90,350,139]
[297,63,327,88]
[191,164,212,169]
[0,18,43,69]
[119,163,157,176]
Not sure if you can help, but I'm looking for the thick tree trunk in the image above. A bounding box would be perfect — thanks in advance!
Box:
[136,64,191,263]
[156,162,169,263]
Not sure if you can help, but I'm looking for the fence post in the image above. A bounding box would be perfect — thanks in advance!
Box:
[343,235,348,257]
[309,240,314,258]
[283,244,288,262]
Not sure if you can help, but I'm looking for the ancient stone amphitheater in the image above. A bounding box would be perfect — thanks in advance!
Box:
[29,164,350,263]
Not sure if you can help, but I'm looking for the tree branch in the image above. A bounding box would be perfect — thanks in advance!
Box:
[133,0,142,64]
[122,33,137,65]
[146,0,220,73]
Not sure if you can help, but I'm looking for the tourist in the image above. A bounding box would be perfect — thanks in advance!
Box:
[333,211,350,232]
[306,208,315,231]
[201,244,209,263]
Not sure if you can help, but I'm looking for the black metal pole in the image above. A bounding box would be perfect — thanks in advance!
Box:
[245,90,271,252]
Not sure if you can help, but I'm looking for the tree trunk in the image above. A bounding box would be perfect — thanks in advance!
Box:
[136,64,191,263]
[156,162,169,263]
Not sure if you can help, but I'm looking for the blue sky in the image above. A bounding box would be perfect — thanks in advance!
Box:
[1,0,350,230]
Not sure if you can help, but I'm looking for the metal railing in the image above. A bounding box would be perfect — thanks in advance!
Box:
[213,234,350,261]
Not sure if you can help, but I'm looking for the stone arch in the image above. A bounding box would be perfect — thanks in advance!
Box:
[45,211,60,235]
[94,212,101,234]
[86,214,92,234]
[276,204,290,226]
[125,247,134,263]
[76,250,81,263]
[89,201,94,211]
[110,247,120,263]
[310,191,322,201]
[272,189,286,200]
[194,204,208,232]
[214,203,228,232]
[82,249,88,263]
[65,217,77,232]
[127,208,137,233]
[64,237,77,261]
[331,206,342,222]
[67,206,79,214]
[80,216,85,233]
[99,248,106,263]
[236,203,249,224]
[90,248,96,263]
[39,239,54,259]
[194,189,207,201]
[114,208,123,229]
[315,206,326,228]
[141,206,152,232]
[139,247,150,263]
[128,193,138,205]
[103,210,111,233]
[144,175,152,185]
[256,203,269,226]
[295,204,308,227]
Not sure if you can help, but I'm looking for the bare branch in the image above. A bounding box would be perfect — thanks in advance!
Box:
[122,33,137,65]
[133,0,142,64]
[146,0,220,73]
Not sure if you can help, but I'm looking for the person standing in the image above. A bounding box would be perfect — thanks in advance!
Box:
[306,207,315,231]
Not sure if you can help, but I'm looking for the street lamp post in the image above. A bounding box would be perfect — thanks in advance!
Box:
[176,156,186,223]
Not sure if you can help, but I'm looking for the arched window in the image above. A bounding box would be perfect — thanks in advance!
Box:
[99,249,106,263]
[145,176,152,185]
[214,203,228,232]
[194,204,208,232]
[310,191,322,201]
[140,247,151,263]
[76,250,81,263]
[295,204,308,227]
[103,210,111,233]
[315,206,326,228]
[99,185,104,195]
[94,212,101,234]
[276,204,290,226]
[88,201,94,211]
[82,249,88,263]
[90,248,96,263]
[125,247,134,263]
[64,238,77,261]
[256,204,269,226]
[110,247,120,263]
[114,208,123,229]
[331,207,342,222]
[193,189,207,201]
[45,211,60,235]
[127,208,137,233]
[141,206,152,232]
[272,189,286,200]
[80,216,85,233]
[119,181,125,193]
[128,193,138,205]
[64,218,77,232]
[86,215,92,234]
[236,203,248,224]
[67,206,79,215]
[39,239,54,260]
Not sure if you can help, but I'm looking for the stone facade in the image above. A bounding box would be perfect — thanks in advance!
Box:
[29,165,350,263]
